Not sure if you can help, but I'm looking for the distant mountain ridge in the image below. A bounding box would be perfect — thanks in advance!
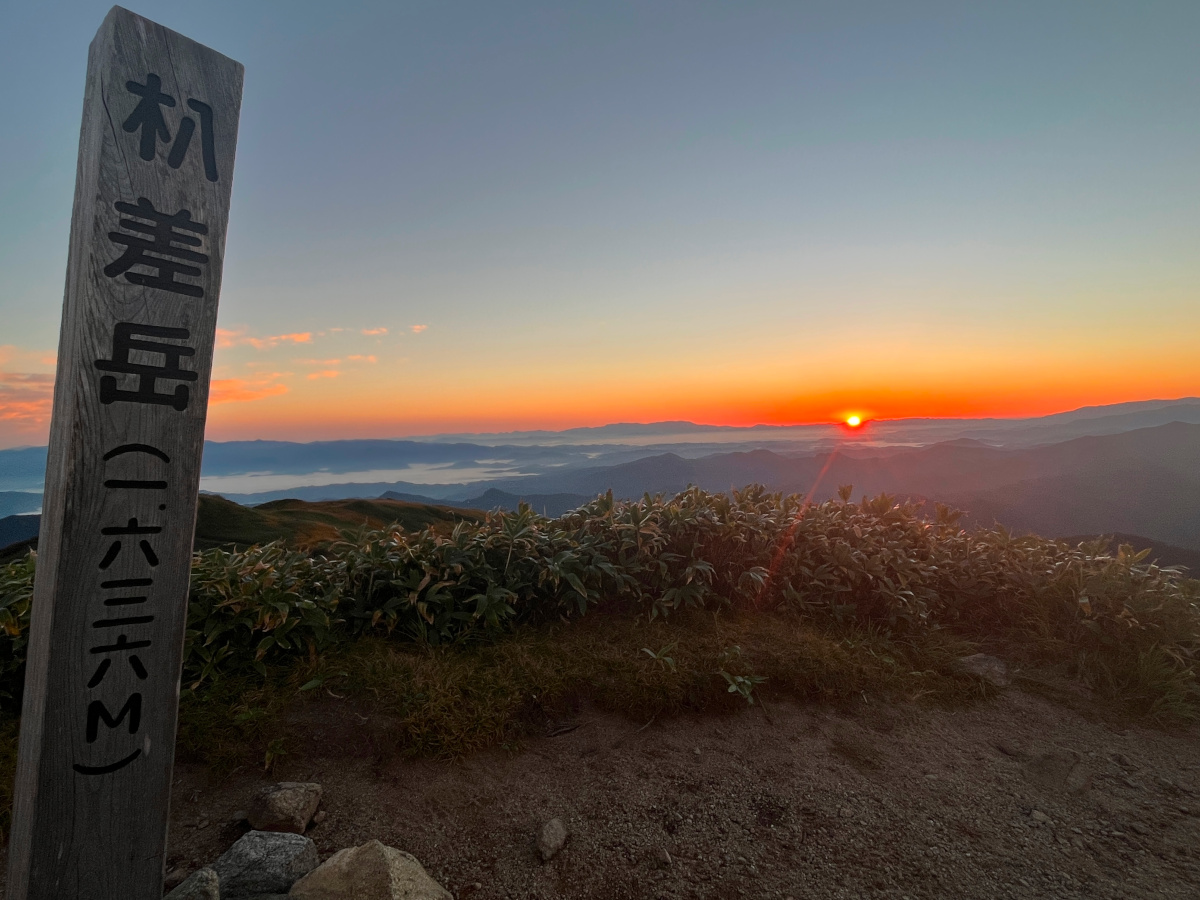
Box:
[385,422,1200,550]
[3,402,1198,552]
[199,421,1200,551]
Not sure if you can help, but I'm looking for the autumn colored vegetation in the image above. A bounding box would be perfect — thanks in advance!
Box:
[2,486,1196,715]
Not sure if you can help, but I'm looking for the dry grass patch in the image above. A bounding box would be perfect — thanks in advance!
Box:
[172,610,985,769]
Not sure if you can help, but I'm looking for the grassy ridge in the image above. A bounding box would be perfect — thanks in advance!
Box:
[193,493,481,549]
[0,494,483,565]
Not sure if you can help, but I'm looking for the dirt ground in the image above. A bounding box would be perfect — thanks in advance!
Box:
[158,678,1200,900]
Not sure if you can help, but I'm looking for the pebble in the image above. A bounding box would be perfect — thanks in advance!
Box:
[538,818,569,862]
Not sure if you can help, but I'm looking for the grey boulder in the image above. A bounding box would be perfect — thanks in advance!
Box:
[248,782,323,834]
[288,839,451,900]
[212,830,319,899]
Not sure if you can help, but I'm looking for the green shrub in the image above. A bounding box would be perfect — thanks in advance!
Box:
[0,487,1196,714]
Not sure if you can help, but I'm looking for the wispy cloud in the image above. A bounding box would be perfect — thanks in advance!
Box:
[217,329,313,350]
[0,347,57,431]
[297,358,342,366]
[306,370,341,380]
[347,355,377,363]
[0,372,55,426]
[362,327,388,336]
[209,373,290,404]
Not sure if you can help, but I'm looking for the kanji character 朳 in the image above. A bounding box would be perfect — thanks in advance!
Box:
[94,323,197,411]
[104,197,209,297]
[122,74,221,181]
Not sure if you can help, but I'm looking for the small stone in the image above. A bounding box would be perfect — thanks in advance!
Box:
[211,830,318,899]
[538,818,569,862]
[1131,822,1149,835]
[655,846,672,868]
[247,782,323,834]
[1025,748,1090,795]
[1031,810,1049,824]
[311,810,328,825]
[164,867,188,889]
[197,818,210,830]
[289,839,451,900]
[952,654,1009,688]
[163,867,219,900]
[693,748,701,758]
[995,739,1025,758]
[839,807,854,818]
[230,809,248,824]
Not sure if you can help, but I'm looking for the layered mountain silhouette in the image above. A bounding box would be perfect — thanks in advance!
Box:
[3,407,1198,554]
[381,422,1200,551]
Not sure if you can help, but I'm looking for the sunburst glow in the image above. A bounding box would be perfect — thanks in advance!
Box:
[846,415,862,428]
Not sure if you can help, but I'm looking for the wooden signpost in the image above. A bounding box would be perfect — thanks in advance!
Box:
[6,8,242,898]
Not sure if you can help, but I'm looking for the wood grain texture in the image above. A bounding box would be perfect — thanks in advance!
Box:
[6,7,242,899]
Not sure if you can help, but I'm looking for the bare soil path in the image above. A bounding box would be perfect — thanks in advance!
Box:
[162,683,1200,899]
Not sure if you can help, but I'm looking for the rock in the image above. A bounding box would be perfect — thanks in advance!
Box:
[953,654,1009,688]
[288,839,452,900]
[1024,748,1091,795]
[1030,810,1049,824]
[995,738,1025,758]
[538,818,569,862]
[164,867,189,889]
[212,830,319,899]
[247,782,323,834]
[311,810,328,825]
[655,846,672,868]
[164,867,219,900]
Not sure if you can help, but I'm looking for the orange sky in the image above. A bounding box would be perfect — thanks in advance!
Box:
[3,4,1199,449]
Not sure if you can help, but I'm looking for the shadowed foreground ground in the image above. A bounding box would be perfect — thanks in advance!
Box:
[144,681,1200,900]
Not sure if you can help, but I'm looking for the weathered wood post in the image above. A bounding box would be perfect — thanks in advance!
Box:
[6,7,242,898]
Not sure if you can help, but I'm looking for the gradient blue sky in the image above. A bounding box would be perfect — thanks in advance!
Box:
[2,1,1198,447]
